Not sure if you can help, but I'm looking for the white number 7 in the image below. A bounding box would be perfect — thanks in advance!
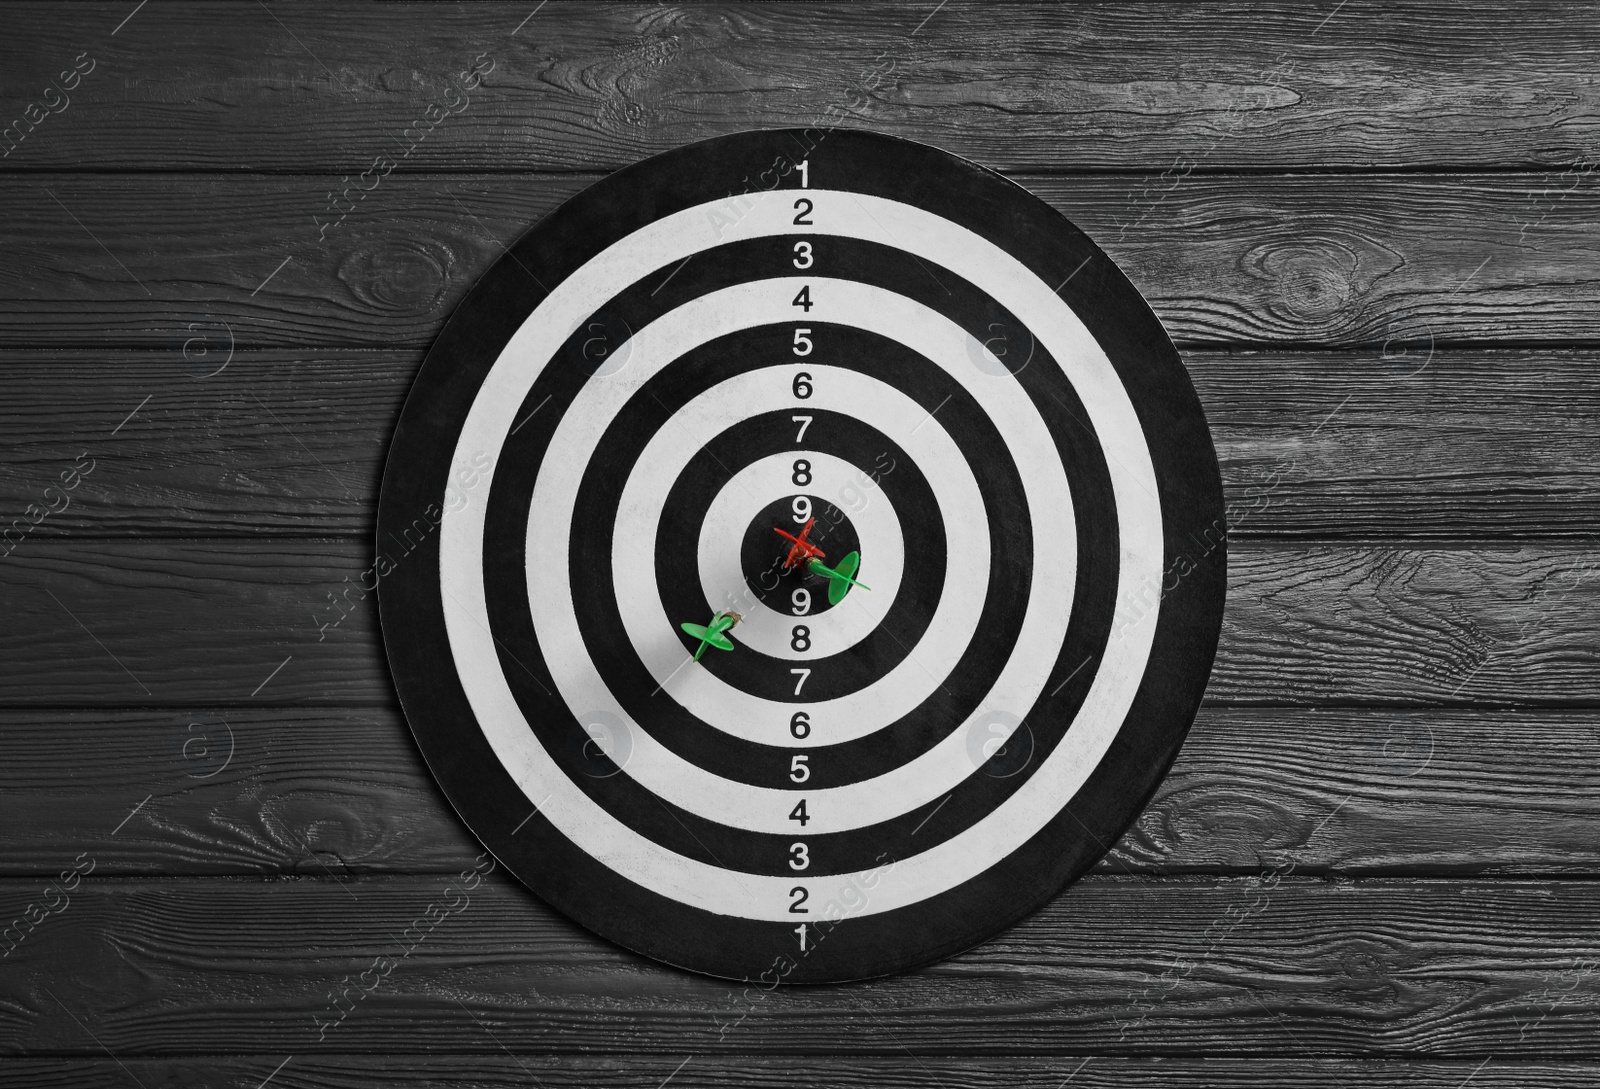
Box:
[790,668,811,695]
[792,414,813,443]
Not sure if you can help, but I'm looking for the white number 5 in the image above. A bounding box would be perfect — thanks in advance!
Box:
[790,754,810,782]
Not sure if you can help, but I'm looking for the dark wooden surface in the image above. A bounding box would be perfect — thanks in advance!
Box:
[2,2,1597,1086]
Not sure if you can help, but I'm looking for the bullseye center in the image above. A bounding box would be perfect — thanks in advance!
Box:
[740,495,861,617]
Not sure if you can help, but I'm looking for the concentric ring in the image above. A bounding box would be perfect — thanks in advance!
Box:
[490,321,1063,792]
[605,357,999,733]
[461,253,1123,901]
[692,452,906,660]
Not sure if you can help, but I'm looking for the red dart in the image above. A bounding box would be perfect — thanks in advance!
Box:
[773,517,825,570]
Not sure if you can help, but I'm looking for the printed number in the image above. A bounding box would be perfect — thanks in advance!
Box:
[792,459,811,486]
[790,754,810,782]
[791,588,811,616]
[789,885,810,912]
[791,625,810,652]
[793,371,813,398]
[790,710,811,739]
[792,285,813,312]
[792,496,812,523]
[789,842,810,870]
[795,922,809,950]
[793,197,814,226]
[793,329,812,356]
[797,160,809,188]
[793,240,813,269]
[792,414,813,442]
[789,799,810,826]
[790,668,811,696]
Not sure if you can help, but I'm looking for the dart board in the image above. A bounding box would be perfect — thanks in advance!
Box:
[377,129,1226,983]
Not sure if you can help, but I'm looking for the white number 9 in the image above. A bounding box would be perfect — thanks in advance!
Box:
[792,495,812,523]
[791,588,811,615]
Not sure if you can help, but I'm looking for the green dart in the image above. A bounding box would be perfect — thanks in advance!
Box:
[808,551,871,606]
[680,611,742,661]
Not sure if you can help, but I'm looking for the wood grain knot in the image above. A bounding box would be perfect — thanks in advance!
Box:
[1243,232,1403,334]
[1131,784,1310,862]
[591,25,683,131]
[1337,939,1401,999]
[337,241,451,314]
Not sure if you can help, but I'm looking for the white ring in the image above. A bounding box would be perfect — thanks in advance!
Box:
[441,190,1160,920]
[533,285,1071,833]
[694,452,906,661]
[545,365,1025,835]
[608,367,987,743]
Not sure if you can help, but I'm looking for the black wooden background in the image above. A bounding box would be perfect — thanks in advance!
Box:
[2,2,1599,1086]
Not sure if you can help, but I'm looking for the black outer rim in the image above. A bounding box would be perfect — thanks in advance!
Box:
[377,128,1227,984]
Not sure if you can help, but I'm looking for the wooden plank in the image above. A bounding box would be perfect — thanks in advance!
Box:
[0,707,476,878]
[5,1055,1598,1089]
[1,539,1596,707]
[1189,349,1600,540]
[2,707,1595,878]
[1,173,1598,349]
[1113,708,1600,876]
[1,875,1597,1055]
[0,174,583,350]
[3,348,1598,539]
[1,3,1597,173]
[0,351,411,537]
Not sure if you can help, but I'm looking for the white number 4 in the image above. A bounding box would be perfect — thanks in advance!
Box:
[790,668,811,695]
[792,414,813,443]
